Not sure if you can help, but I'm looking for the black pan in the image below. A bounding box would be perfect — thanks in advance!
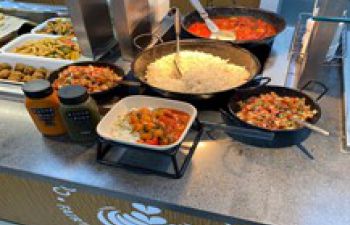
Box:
[223,81,328,148]
[182,7,286,45]
[131,39,268,102]
[49,61,125,101]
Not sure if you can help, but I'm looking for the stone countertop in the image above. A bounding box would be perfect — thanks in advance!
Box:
[1,65,350,225]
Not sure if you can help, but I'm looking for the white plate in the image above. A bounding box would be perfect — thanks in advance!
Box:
[31,17,72,35]
[0,33,89,62]
[97,95,197,151]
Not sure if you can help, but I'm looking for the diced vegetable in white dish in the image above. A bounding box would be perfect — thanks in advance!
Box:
[97,95,197,151]
[31,17,74,36]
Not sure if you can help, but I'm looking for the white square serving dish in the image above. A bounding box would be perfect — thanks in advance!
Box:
[31,17,72,35]
[97,95,197,151]
[0,54,59,85]
[0,33,89,63]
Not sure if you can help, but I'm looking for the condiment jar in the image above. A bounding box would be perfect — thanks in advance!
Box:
[58,85,101,142]
[22,79,66,136]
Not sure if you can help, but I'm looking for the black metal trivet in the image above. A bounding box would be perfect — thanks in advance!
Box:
[96,119,204,178]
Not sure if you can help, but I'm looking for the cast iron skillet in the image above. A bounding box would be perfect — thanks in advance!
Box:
[223,80,328,148]
[131,39,269,102]
[182,7,286,45]
[49,61,125,101]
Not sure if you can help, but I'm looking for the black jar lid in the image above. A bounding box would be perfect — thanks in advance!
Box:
[22,79,53,99]
[58,85,89,105]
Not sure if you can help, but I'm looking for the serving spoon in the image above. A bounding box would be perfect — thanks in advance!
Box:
[292,117,330,136]
[189,0,236,41]
[173,8,183,79]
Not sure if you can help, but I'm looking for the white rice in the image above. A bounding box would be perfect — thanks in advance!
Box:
[145,50,251,93]
[110,115,139,142]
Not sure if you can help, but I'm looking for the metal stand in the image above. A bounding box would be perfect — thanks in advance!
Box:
[96,119,204,179]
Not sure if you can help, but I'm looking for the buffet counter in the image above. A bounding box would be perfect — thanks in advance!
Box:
[0,37,349,225]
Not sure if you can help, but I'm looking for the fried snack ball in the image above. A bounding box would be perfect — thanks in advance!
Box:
[36,67,48,77]
[0,69,11,79]
[22,75,34,82]
[34,69,47,78]
[8,71,23,81]
[14,63,26,72]
[1,63,49,82]
[0,63,11,70]
[23,65,36,75]
[32,71,45,79]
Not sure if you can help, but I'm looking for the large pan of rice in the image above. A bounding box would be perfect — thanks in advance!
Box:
[131,40,262,101]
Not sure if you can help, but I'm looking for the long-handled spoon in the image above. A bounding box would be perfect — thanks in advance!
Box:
[189,0,236,41]
[292,118,330,136]
[173,8,183,79]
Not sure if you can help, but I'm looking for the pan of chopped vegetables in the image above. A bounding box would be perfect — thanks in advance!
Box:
[49,61,125,101]
[224,80,328,147]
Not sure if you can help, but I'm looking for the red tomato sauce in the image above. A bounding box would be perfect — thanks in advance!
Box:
[187,16,277,41]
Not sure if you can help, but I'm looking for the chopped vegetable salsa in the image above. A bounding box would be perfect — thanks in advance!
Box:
[53,65,121,93]
[237,92,317,130]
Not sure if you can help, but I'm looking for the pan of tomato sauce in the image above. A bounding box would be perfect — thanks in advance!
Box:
[182,7,286,44]
[188,17,277,41]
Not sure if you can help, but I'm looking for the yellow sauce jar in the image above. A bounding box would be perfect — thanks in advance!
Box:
[22,79,66,136]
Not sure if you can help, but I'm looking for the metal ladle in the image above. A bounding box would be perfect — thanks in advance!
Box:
[189,0,236,41]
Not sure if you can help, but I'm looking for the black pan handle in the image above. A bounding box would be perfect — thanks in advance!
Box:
[201,121,275,141]
[235,76,271,92]
[219,108,234,120]
[300,80,328,102]
[133,33,164,51]
[133,7,178,51]
[120,80,142,87]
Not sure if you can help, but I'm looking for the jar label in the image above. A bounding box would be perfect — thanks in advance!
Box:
[31,107,56,126]
[66,110,94,135]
